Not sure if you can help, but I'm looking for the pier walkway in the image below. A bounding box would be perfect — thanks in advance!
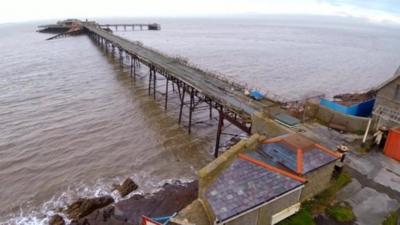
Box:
[82,22,276,156]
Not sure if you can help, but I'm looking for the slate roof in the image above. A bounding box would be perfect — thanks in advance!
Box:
[302,148,336,173]
[261,142,298,172]
[260,134,338,174]
[375,65,400,90]
[205,159,303,222]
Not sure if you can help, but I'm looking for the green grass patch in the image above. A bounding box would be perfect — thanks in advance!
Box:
[382,212,398,225]
[355,146,368,154]
[277,172,352,225]
[277,208,316,225]
[309,171,352,214]
[326,202,355,222]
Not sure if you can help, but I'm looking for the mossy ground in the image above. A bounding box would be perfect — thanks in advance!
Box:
[326,202,355,222]
[277,172,352,225]
[278,208,316,225]
[382,212,398,225]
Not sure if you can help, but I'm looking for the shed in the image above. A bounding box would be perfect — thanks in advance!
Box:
[372,66,400,129]
[384,127,400,161]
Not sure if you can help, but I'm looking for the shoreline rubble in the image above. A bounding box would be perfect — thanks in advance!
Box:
[51,180,198,225]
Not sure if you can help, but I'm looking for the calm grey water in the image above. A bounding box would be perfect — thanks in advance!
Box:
[0,16,399,224]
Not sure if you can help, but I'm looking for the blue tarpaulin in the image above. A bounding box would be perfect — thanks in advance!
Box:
[249,90,264,100]
[320,98,375,117]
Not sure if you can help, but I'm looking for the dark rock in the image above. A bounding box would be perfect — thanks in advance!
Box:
[49,214,65,225]
[54,207,64,213]
[65,196,114,220]
[73,181,198,225]
[115,178,138,197]
[69,220,79,225]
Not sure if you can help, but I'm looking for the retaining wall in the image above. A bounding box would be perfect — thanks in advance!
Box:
[309,103,372,133]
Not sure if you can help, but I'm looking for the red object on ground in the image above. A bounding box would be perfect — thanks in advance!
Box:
[141,216,162,225]
[384,127,400,161]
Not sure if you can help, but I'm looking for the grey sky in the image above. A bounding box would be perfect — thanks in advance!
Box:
[1,0,399,24]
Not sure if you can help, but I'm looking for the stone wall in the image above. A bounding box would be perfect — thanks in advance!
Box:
[251,111,292,138]
[300,161,337,201]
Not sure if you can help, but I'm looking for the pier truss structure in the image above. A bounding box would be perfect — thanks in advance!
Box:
[67,22,276,157]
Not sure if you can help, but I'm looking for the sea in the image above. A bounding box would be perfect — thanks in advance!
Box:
[0,15,399,224]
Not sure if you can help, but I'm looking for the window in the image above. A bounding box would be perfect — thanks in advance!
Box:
[396,84,400,101]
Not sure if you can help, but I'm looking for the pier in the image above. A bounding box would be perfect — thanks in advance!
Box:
[44,20,278,157]
[99,23,161,31]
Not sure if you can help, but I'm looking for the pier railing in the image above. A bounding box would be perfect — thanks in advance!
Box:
[82,22,276,157]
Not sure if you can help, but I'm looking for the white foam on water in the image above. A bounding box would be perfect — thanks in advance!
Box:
[0,177,195,225]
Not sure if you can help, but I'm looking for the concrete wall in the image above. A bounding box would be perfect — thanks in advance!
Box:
[225,187,303,225]
[314,104,371,133]
[300,161,337,201]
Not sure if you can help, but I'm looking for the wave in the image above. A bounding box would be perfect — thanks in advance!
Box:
[0,177,194,225]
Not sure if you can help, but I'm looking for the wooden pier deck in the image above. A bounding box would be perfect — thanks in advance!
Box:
[82,22,276,157]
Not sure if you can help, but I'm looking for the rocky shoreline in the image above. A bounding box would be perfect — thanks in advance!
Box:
[50,179,198,225]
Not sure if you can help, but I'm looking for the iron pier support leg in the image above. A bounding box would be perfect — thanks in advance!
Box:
[133,58,137,81]
[214,108,224,158]
[178,84,186,124]
[153,70,156,100]
[165,78,169,110]
[130,56,133,78]
[188,88,194,134]
[148,68,152,95]
[209,101,213,120]
[119,49,123,67]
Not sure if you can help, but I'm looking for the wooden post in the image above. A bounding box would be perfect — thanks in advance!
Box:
[363,118,372,143]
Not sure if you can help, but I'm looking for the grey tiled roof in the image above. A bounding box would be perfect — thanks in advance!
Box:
[260,142,337,174]
[261,142,298,172]
[205,159,302,222]
[302,148,336,173]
